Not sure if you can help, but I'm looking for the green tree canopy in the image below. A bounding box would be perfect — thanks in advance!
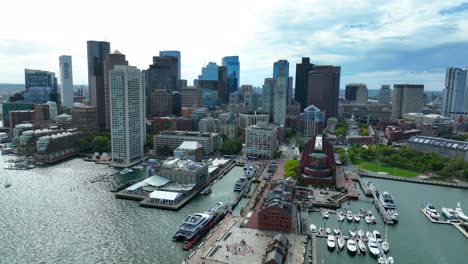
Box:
[285,159,300,178]
[91,136,111,153]
[220,140,242,155]
[156,145,173,156]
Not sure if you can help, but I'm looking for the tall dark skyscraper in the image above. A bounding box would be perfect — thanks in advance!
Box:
[307,65,341,119]
[87,40,111,129]
[147,56,179,117]
[104,50,128,129]
[295,58,315,111]
[222,56,240,103]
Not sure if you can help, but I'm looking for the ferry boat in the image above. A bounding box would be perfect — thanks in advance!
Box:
[233,176,248,192]
[379,192,396,209]
[173,212,214,242]
[244,162,256,179]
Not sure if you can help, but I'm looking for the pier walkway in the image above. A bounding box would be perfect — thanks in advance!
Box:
[420,208,468,239]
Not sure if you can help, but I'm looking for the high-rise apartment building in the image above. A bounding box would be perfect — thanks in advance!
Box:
[392,84,424,118]
[307,65,341,119]
[159,51,181,80]
[87,40,110,129]
[245,122,278,159]
[442,67,468,117]
[295,58,315,111]
[103,50,128,129]
[379,85,391,105]
[222,56,240,96]
[24,69,58,103]
[59,56,74,107]
[109,65,145,167]
[345,83,368,104]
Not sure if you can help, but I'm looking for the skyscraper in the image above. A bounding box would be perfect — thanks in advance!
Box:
[379,85,391,105]
[159,50,181,80]
[24,69,58,103]
[442,67,468,117]
[222,56,240,98]
[273,59,293,105]
[147,55,179,117]
[392,84,424,118]
[262,77,287,125]
[104,50,128,129]
[87,40,110,129]
[59,56,74,108]
[295,57,315,111]
[197,62,227,108]
[109,65,144,167]
[345,83,368,104]
[307,65,341,119]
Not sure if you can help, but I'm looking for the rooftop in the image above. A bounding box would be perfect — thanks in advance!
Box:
[161,158,205,171]
[409,136,468,150]
[176,141,203,150]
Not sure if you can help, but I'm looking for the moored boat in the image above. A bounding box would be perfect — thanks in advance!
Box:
[337,236,345,250]
[347,238,357,254]
[379,192,396,209]
[367,237,380,257]
[357,229,365,238]
[337,211,345,222]
[387,209,399,222]
[388,256,395,264]
[358,239,366,254]
[310,224,317,233]
[327,235,335,250]
[349,229,356,238]
[381,240,390,253]
[233,176,248,192]
[325,227,331,234]
[365,215,372,224]
[373,230,382,242]
[346,211,353,221]
[200,185,212,195]
[322,210,329,219]
[353,214,360,222]
[333,228,340,235]
[371,215,377,224]
[442,207,459,222]
[455,202,468,222]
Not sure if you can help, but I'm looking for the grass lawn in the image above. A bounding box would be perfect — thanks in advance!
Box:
[355,160,419,178]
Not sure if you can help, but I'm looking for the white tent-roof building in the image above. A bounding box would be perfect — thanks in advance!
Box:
[149,190,183,205]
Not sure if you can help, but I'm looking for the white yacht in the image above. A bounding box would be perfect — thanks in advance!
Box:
[353,214,361,222]
[347,238,357,254]
[346,211,353,221]
[365,215,371,224]
[371,215,377,224]
[337,236,345,250]
[442,207,459,222]
[325,227,331,234]
[233,176,248,192]
[327,235,336,250]
[367,237,380,257]
[173,212,214,241]
[358,239,366,254]
[379,192,396,209]
[373,230,382,242]
[387,209,399,222]
[382,240,390,253]
[322,210,329,219]
[455,202,468,222]
[425,203,440,220]
[333,228,340,235]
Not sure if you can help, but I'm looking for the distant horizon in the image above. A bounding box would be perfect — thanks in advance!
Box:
[2,1,468,90]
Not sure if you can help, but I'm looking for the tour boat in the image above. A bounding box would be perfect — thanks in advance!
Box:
[349,229,356,238]
[173,212,214,242]
[233,176,248,192]
[347,238,357,254]
[327,235,336,250]
[373,230,382,242]
[358,239,366,254]
[441,207,459,222]
[322,210,329,219]
[367,237,380,257]
[379,192,396,209]
[353,214,360,222]
[310,224,317,233]
[333,228,340,235]
[455,202,468,222]
[243,162,256,179]
[346,211,353,221]
[337,236,345,250]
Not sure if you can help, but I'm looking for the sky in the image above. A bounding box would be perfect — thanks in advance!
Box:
[1,0,468,90]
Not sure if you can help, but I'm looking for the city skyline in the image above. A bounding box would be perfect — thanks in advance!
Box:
[1,0,468,90]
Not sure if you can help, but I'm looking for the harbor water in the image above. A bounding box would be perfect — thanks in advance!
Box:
[0,156,244,264]
[309,177,468,264]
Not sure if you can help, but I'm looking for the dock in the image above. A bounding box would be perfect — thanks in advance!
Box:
[420,208,468,239]
[350,173,372,197]
[370,185,394,225]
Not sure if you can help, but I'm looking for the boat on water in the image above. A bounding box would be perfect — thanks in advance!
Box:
[4,176,11,188]
[318,227,324,235]
[349,229,356,238]
[371,215,377,224]
[426,204,440,220]
[333,228,340,235]
[378,256,385,264]
[373,230,382,242]
[327,235,335,250]
[200,185,212,195]
[322,210,329,219]
[337,211,345,221]
[310,224,317,233]
[379,192,396,209]
[365,216,372,224]
[441,207,460,222]
[455,202,468,222]
[388,256,395,264]
[243,162,256,179]
[387,209,399,222]
[353,214,360,222]
[367,237,380,257]
[347,238,357,255]
[346,211,353,221]
[133,165,144,170]
[173,212,214,242]
[382,224,390,253]
[233,176,248,192]
[357,229,365,238]
[119,168,133,175]
[366,231,372,240]
[325,227,331,234]
[337,236,345,250]
[358,239,366,254]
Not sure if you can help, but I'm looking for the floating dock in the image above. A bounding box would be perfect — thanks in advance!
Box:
[420,208,468,239]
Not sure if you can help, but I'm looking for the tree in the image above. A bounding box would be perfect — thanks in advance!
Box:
[284,159,299,178]
[360,128,369,136]
[335,127,347,136]
[79,138,92,152]
[156,145,173,156]
[220,140,242,155]
[91,136,111,153]
[145,134,154,153]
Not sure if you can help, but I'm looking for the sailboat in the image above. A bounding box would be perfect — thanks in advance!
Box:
[4,176,11,188]
[381,224,390,253]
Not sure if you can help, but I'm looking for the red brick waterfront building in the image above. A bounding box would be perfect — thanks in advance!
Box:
[299,135,336,186]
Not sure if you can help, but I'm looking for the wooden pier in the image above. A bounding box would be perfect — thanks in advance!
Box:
[420,208,468,239]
